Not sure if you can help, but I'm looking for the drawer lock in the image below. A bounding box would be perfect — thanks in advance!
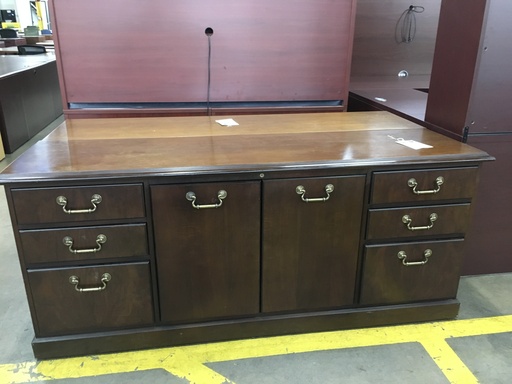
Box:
[407,176,444,195]
[402,213,438,231]
[56,194,103,214]
[295,184,334,203]
[397,249,432,266]
[62,234,107,254]
[69,273,111,292]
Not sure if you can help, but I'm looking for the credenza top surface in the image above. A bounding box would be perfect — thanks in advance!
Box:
[0,111,492,182]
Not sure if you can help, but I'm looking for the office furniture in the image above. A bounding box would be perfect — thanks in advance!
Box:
[0,37,26,46]
[0,28,17,38]
[0,9,17,23]
[424,0,512,275]
[17,44,47,55]
[349,0,511,275]
[24,36,46,44]
[49,0,356,117]
[0,112,492,359]
[0,56,62,153]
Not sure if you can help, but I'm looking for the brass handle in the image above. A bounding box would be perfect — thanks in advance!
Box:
[295,184,334,203]
[186,190,227,209]
[397,249,432,266]
[69,273,111,292]
[62,234,107,254]
[402,213,438,231]
[56,194,102,214]
[407,176,444,195]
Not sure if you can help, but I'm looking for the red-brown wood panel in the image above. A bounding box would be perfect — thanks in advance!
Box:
[51,0,355,104]
[425,0,487,136]
[463,135,512,275]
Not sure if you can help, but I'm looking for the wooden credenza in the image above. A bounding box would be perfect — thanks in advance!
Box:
[0,112,492,359]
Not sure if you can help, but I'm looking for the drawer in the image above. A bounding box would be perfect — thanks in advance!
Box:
[360,239,465,305]
[371,167,479,204]
[11,184,145,225]
[27,262,153,337]
[367,203,471,240]
[20,224,148,265]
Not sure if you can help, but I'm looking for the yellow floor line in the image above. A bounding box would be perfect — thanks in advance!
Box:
[1,315,511,384]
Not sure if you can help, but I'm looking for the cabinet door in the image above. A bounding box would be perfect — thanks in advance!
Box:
[151,181,260,323]
[262,175,365,313]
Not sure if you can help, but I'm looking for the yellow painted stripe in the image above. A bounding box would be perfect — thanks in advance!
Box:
[1,315,511,384]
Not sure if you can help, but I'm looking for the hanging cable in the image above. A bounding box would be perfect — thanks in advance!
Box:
[205,27,214,116]
[395,5,425,44]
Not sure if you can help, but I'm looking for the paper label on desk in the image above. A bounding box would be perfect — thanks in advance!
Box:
[396,139,433,150]
[216,118,239,127]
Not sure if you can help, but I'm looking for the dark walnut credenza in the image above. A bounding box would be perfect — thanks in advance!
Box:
[0,112,493,359]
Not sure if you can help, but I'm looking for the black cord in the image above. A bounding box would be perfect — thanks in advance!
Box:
[206,35,212,116]
[395,5,425,44]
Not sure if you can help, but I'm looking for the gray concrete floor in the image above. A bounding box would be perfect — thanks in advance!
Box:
[1,118,511,383]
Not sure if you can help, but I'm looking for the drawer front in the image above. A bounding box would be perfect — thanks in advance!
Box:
[371,167,479,204]
[360,240,465,305]
[20,224,148,265]
[367,203,471,240]
[11,184,145,225]
[28,262,153,337]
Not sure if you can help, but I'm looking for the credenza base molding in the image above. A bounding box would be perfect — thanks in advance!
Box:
[32,300,459,359]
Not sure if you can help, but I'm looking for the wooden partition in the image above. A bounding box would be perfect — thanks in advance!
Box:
[426,0,512,275]
[50,0,357,117]
[351,0,441,78]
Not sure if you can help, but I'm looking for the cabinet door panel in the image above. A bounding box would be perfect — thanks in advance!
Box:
[360,240,465,305]
[262,175,365,313]
[151,181,260,323]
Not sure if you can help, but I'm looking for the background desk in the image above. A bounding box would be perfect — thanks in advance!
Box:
[0,37,27,47]
[0,55,62,153]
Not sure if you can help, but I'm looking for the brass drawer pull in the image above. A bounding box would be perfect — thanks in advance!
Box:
[69,273,111,292]
[296,184,334,203]
[407,176,444,195]
[56,194,102,214]
[186,190,227,209]
[402,213,438,231]
[62,234,107,254]
[397,249,432,266]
